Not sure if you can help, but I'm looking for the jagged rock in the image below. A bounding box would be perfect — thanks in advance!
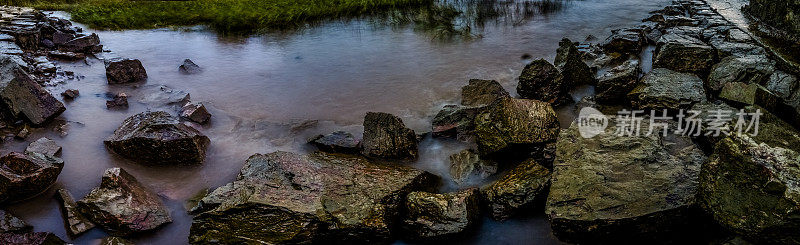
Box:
[54,188,95,237]
[707,55,776,92]
[554,38,594,85]
[601,28,643,54]
[431,105,481,141]
[15,125,30,139]
[653,29,715,75]
[483,159,550,220]
[104,111,210,165]
[180,102,210,124]
[448,149,497,185]
[51,31,74,46]
[308,131,360,154]
[0,232,65,245]
[48,50,85,60]
[547,119,707,243]
[517,59,569,105]
[105,58,147,84]
[402,188,481,240]
[59,33,100,53]
[628,68,706,110]
[179,59,202,74]
[99,237,134,245]
[361,112,418,160]
[765,71,798,100]
[25,137,61,156]
[595,59,641,103]
[189,151,438,244]
[60,89,78,99]
[474,97,560,155]
[461,79,509,107]
[0,152,63,203]
[0,55,65,125]
[0,209,31,233]
[105,92,128,109]
[77,168,172,236]
[663,15,699,27]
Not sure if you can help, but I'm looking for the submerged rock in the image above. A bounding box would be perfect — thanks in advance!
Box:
[99,237,134,245]
[59,33,100,53]
[77,168,172,236]
[461,79,509,107]
[474,97,560,156]
[179,59,202,74]
[402,188,481,240]
[707,55,776,92]
[308,131,360,154]
[189,151,438,244]
[448,149,497,185]
[105,58,147,84]
[361,112,418,160]
[595,59,641,104]
[60,89,79,99]
[104,111,210,165]
[483,159,550,220]
[105,92,128,109]
[653,29,715,75]
[517,59,569,105]
[180,102,211,124]
[431,105,481,141]
[628,68,706,110]
[0,209,32,233]
[0,152,64,203]
[54,188,95,237]
[0,232,65,245]
[554,38,594,86]
[25,137,61,157]
[0,55,65,125]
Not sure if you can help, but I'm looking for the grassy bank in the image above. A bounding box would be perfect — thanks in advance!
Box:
[1,0,434,32]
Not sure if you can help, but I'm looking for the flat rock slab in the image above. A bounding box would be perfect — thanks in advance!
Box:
[0,232,65,245]
[0,55,65,125]
[104,111,210,165]
[308,131,360,154]
[628,68,706,110]
[25,137,61,157]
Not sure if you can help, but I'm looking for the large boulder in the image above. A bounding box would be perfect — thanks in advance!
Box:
[448,149,497,185]
[474,97,560,156]
[76,168,172,236]
[431,105,482,141]
[0,209,31,233]
[707,55,776,92]
[601,28,643,54]
[402,188,481,240]
[55,188,95,238]
[0,152,63,203]
[308,131,360,154]
[361,112,418,160]
[179,59,202,74]
[0,232,65,245]
[58,33,100,53]
[554,38,594,86]
[104,111,210,165]
[0,55,65,125]
[483,159,550,220]
[653,29,715,75]
[595,59,641,104]
[628,68,707,110]
[546,120,707,243]
[517,59,569,105]
[189,151,438,244]
[105,58,147,84]
[461,79,509,107]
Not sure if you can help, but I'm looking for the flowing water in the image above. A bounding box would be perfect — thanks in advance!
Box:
[3,0,673,244]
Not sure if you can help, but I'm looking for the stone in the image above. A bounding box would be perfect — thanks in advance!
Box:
[448,149,497,185]
[361,112,418,160]
[99,237,134,245]
[718,82,781,108]
[517,59,568,105]
[104,111,210,165]
[15,125,30,139]
[59,33,100,53]
[765,71,798,100]
[140,85,190,105]
[595,59,641,104]
[601,28,643,54]
[180,102,210,124]
[105,58,147,84]
[402,189,481,240]
[77,168,172,236]
[48,50,85,60]
[0,232,65,245]
[25,137,61,156]
[60,89,78,99]
[431,105,481,141]
[179,59,202,74]
[54,188,95,237]
[105,92,128,109]
[707,55,776,92]
[653,29,715,75]
[483,159,550,220]
[461,79,509,107]
[0,209,31,233]
[743,0,800,43]
[474,97,560,156]
[709,37,766,59]
[189,151,438,244]
[0,55,65,125]
[628,68,707,111]
[0,152,64,203]
[554,38,594,85]
[308,131,360,154]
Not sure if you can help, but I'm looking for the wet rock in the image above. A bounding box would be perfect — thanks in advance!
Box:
[15,125,30,139]
[547,119,706,243]
[48,50,85,60]
[554,38,594,86]
[308,131,360,154]
[474,97,560,156]
[54,188,95,237]
[180,102,210,124]
[140,85,190,105]
[105,92,128,109]
[105,58,147,84]
[402,188,481,240]
[361,112,418,160]
[0,55,65,125]
[718,82,780,108]
[448,149,497,185]
[0,209,32,233]
[461,79,509,107]
[179,59,202,74]
[653,29,715,75]
[600,28,643,54]
[628,68,706,110]
[709,38,766,59]
[51,31,73,46]
[189,151,438,244]
[0,152,63,203]
[707,55,776,92]
[25,137,61,157]
[0,232,65,245]
[483,159,550,220]
[77,168,172,236]
[59,33,100,53]
[431,105,481,141]
[517,59,569,105]
[743,0,800,43]
[595,59,641,104]
[766,71,798,100]
[60,89,78,99]
[99,237,134,245]
[104,111,210,165]
[663,15,698,27]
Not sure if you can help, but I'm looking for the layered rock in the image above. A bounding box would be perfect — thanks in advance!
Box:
[461,79,509,107]
[361,112,418,160]
[0,55,65,125]
[105,58,147,84]
[474,97,559,155]
[54,188,95,237]
[431,105,481,141]
[308,131,360,154]
[0,232,65,245]
[104,111,210,165]
[601,28,643,54]
[0,152,63,203]
[517,59,569,105]
[653,28,715,75]
[402,189,481,240]
[448,149,497,185]
[595,59,641,103]
[628,68,706,110]
[706,55,776,92]
[483,159,550,220]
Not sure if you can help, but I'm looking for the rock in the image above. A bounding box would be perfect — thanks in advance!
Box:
[99,237,134,245]
[718,82,781,108]
[54,188,95,237]
[461,79,509,107]
[180,102,210,124]
[15,125,30,139]
[140,85,190,105]
[483,159,550,220]
[554,38,594,85]
[547,119,707,243]
[431,105,481,141]
[179,59,202,74]
[663,15,698,27]
[448,149,497,185]
[700,135,800,244]
[628,68,706,110]
[48,50,85,60]
[189,151,438,244]
[707,55,776,92]
[0,209,32,233]
[601,28,643,54]
[765,71,798,100]
[0,232,65,245]
[105,58,147,84]
[517,59,569,105]
[653,29,715,75]
[59,33,100,53]
[25,137,61,156]
[595,59,641,103]
[361,112,418,160]
[0,55,65,125]
[51,31,73,46]
[60,89,78,99]
[105,92,128,109]
[474,97,560,156]
[743,0,800,43]
[0,152,64,203]
[77,168,172,236]
[308,131,360,154]
[402,189,481,240]
[104,111,210,165]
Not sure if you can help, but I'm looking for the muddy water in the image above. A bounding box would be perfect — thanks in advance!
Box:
[5,0,671,244]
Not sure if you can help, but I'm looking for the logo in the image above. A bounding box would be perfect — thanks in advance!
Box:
[578,107,608,138]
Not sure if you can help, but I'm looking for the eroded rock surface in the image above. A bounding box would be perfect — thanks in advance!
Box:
[0,152,63,203]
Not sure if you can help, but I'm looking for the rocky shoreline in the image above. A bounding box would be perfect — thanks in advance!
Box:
[0,0,798,244]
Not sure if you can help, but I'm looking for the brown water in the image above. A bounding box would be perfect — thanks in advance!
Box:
[3,0,672,244]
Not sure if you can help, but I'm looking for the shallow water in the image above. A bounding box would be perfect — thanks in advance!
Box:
[5,0,672,244]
